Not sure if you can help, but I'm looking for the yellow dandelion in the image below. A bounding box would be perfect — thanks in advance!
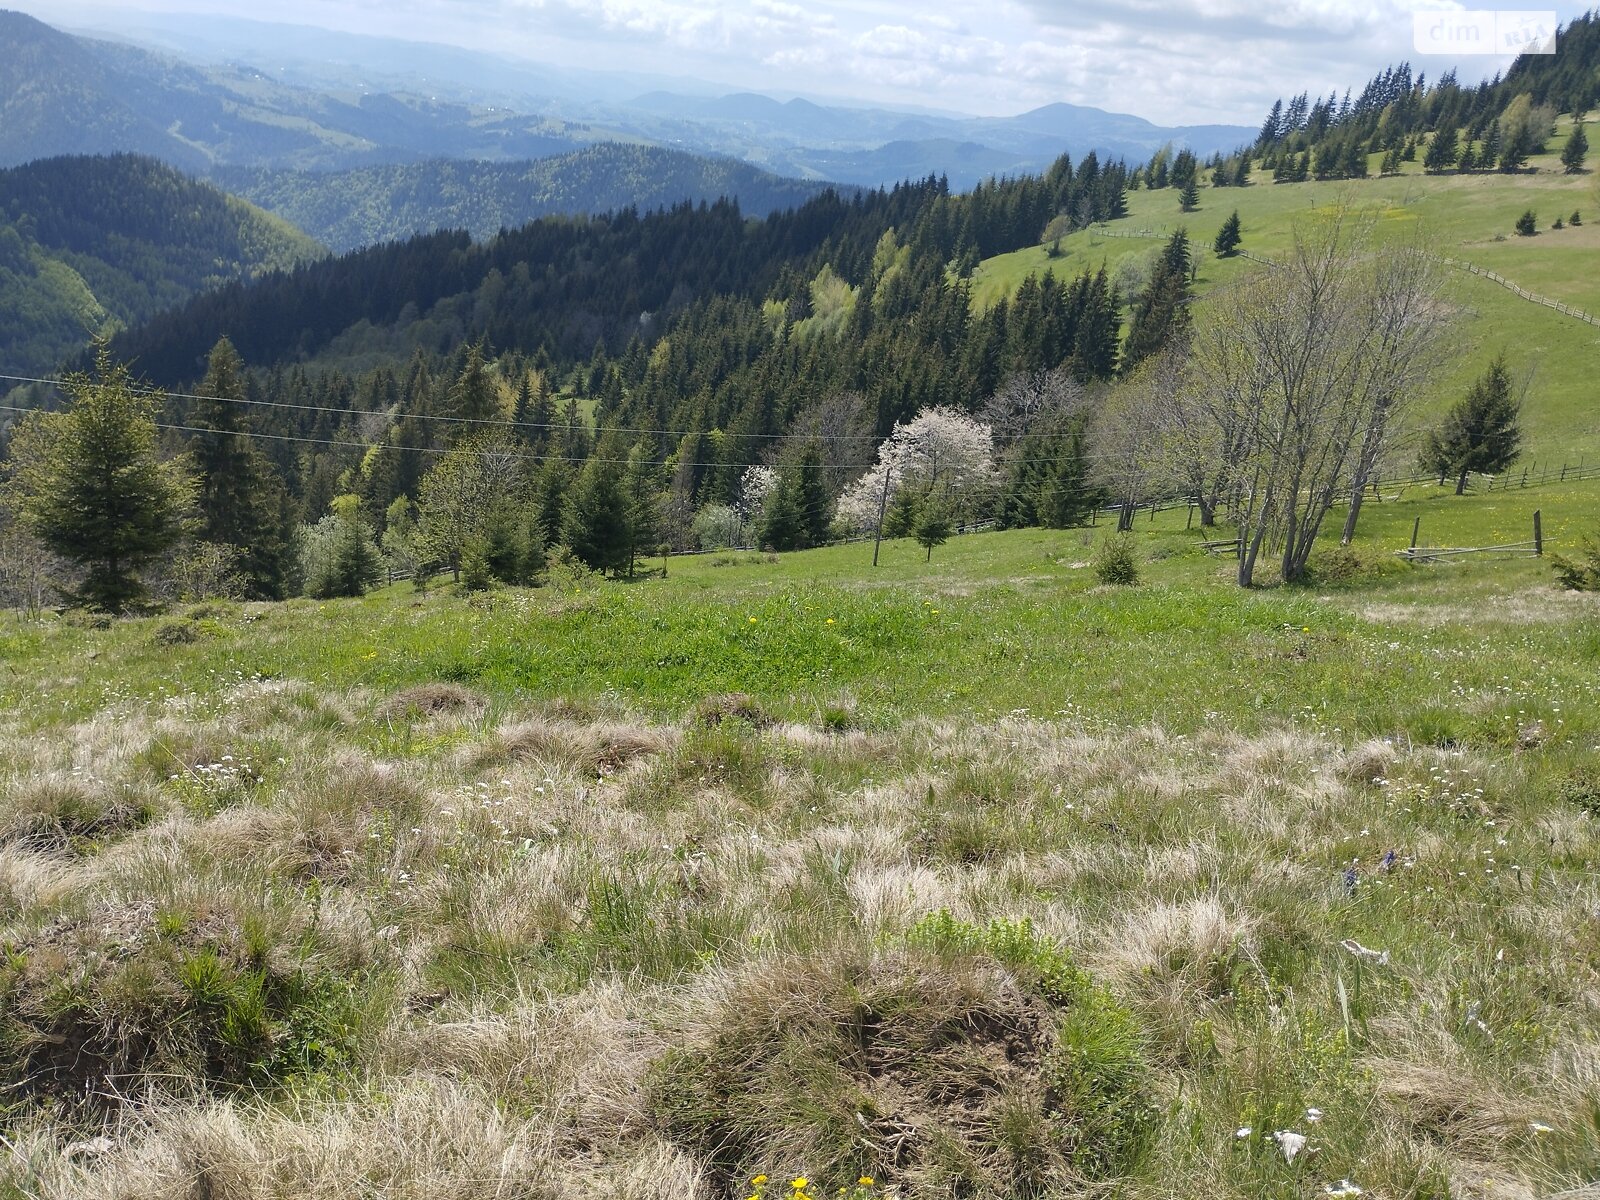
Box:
[825,618,835,625]
[791,1179,809,1191]
[748,616,758,623]
[858,1178,875,1187]
[753,1177,768,1186]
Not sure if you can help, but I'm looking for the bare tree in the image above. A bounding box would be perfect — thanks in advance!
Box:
[1094,354,1181,531]
[1194,208,1451,585]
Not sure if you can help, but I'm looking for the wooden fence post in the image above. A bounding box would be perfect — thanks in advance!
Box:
[1410,517,1421,554]
[1533,510,1543,558]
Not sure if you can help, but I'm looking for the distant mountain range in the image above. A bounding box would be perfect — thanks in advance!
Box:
[2,9,1257,193]
[0,153,321,373]
[0,9,612,174]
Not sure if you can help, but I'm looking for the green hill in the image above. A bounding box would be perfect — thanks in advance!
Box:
[215,146,842,253]
[0,154,323,373]
[972,116,1600,463]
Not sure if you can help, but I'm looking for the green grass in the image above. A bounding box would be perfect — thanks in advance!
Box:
[973,118,1600,462]
[2,494,1599,1197]
[4,481,1597,746]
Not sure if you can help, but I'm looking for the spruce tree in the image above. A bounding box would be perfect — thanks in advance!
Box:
[561,458,631,576]
[914,500,953,562]
[189,337,291,599]
[620,441,662,576]
[8,344,191,611]
[444,343,498,441]
[1515,209,1537,236]
[1420,353,1522,494]
[1178,179,1200,211]
[1563,123,1589,174]
[792,441,832,548]
[756,481,805,552]
[1214,211,1242,257]
[1423,125,1459,173]
[1122,231,1192,370]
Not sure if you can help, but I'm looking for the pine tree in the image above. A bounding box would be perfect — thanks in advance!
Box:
[1214,211,1243,257]
[1515,209,1537,236]
[188,337,291,599]
[1420,353,1522,494]
[7,344,191,611]
[1178,179,1200,211]
[1563,123,1589,174]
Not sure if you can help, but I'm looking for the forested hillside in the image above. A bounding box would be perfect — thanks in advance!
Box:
[216,147,841,253]
[0,154,322,372]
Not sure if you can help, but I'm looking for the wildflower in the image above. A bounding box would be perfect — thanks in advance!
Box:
[752,1176,768,1186]
[826,618,835,625]
[1529,1121,1553,1134]
[1234,1127,1252,1139]
[791,1179,808,1191]
[749,616,758,623]
[1305,1107,1323,1123]
[858,1179,874,1187]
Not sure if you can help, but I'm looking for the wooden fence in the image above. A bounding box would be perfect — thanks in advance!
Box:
[1395,511,1545,563]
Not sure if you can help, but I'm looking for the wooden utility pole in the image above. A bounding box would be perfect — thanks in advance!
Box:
[872,467,893,568]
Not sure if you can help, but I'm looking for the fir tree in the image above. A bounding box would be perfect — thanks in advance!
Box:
[1178,179,1200,211]
[1515,209,1537,236]
[1420,353,1522,494]
[7,344,191,611]
[1214,211,1243,257]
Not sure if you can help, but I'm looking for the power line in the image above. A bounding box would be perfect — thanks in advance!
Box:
[0,400,1128,471]
[0,370,885,444]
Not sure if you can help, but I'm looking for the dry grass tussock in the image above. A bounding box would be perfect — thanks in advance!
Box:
[1,686,1597,1198]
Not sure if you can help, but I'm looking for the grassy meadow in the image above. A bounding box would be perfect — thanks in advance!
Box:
[973,118,1600,463]
[2,475,1599,1199]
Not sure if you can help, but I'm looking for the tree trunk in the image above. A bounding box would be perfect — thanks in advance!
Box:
[1455,468,1469,495]
[1341,489,1365,545]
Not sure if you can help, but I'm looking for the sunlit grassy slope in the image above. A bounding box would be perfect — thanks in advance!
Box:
[973,117,1600,463]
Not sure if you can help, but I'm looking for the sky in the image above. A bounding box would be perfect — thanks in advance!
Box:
[23,0,1593,124]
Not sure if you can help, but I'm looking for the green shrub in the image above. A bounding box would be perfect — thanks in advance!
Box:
[1550,535,1600,590]
[1092,533,1141,586]
[152,618,198,646]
